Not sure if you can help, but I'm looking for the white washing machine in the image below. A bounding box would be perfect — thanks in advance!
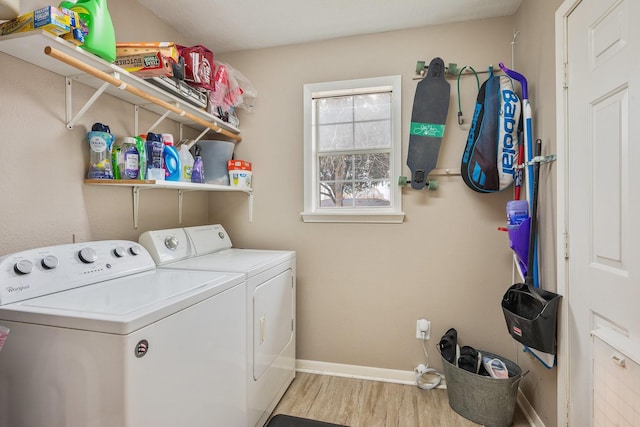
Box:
[0,240,247,427]
[139,225,296,427]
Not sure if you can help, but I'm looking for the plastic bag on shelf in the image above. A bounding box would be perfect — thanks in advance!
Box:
[177,44,215,91]
[211,62,256,114]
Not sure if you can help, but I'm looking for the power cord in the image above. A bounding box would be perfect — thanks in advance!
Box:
[456,66,480,126]
[415,331,444,390]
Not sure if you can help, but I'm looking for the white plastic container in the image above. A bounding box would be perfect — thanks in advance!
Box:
[229,170,252,188]
[178,145,194,182]
[228,160,252,188]
[195,140,235,185]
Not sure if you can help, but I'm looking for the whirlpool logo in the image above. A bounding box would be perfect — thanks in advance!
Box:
[5,284,30,293]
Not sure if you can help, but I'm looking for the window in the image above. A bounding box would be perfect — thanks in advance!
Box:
[302,75,404,223]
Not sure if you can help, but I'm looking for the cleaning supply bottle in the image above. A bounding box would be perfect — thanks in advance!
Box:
[191,146,204,183]
[87,122,114,179]
[178,144,195,182]
[111,141,121,179]
[119,137,140,179]
[135,136,147,180]
[161,134,180,181]
[145,132,165,181]
[58,0,116,63]
[506,200,529,230]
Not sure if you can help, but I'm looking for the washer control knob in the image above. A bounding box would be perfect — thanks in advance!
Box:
[14,259,34,275]
[129,245,142,256]
[41,255,59,270]
[113,247,126,258]
[164,236,179,250]
[78,247,98,264]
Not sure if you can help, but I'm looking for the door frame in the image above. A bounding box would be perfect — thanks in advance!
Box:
[555,1,583,426]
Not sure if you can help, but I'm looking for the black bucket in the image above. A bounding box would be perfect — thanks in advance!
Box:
[501,283,561,354]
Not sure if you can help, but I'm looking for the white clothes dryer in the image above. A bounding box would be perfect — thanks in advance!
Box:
[0,240,247,427]
[139,225,296,427]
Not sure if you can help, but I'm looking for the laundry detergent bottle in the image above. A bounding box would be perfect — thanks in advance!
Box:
[178,144,194,182]
[87,122,114,179]
[161,134,180,181]
[119,137,140,179]
[58,0,116,62]
[145,132,165,180]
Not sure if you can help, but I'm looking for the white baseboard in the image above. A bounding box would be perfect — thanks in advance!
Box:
[296,359,544,427]
[516,389,546,427]
[296,359,417,385]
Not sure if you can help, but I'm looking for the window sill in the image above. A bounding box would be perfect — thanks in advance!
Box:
[300,211,405,224]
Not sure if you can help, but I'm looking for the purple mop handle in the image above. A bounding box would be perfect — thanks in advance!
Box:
[499,62,528,100]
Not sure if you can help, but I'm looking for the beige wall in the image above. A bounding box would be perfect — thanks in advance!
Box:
[0,0,208,255]
[215,7,563,426]
[214,16,527,379]
[513,1,564,426]
[1,1,562,424]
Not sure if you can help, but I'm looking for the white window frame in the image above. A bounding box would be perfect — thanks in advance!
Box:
[301,75,404,223]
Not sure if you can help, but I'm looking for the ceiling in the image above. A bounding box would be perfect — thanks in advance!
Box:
[137,0,523,54]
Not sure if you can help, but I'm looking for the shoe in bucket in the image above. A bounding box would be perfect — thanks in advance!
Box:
[458,346,482,374]
[438,328,460,366]
[482,356,509,379]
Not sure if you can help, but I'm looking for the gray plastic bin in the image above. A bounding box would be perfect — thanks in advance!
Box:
[441,350,524,427]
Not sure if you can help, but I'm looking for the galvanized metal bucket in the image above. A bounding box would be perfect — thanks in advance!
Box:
[441,350,526,427]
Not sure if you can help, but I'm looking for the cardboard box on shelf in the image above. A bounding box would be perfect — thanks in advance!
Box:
[114,51,173,78]
[60,7,85,46]
[115,42,180,64]
[0,6,70,36]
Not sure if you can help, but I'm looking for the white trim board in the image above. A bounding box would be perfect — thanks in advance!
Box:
[295,359,543,427]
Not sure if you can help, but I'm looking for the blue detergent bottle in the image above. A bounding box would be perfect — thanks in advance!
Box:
[145,132,165,180]
[161,134,180,181]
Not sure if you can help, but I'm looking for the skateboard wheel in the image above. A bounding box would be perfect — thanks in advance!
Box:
[427,180,439,190]
[398,176,408,186]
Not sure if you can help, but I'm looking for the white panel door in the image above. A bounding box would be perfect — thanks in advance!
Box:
[563,0,640,425]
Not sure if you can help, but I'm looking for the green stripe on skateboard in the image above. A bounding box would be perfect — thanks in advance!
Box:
[410,122,446,137]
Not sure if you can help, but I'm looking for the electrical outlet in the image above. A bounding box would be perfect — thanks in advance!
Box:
[416,318,431,340]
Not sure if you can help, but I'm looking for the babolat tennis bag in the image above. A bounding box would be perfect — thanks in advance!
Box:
[461,70,521,192]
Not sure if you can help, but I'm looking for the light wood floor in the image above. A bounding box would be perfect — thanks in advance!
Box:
[269,372,530,427]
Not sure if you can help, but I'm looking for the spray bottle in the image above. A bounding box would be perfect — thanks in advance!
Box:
[191,146,204,184]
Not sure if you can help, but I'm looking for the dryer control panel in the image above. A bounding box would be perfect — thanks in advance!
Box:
[139,224,233,266]
[0,241,154,305]
[138,227,195,265]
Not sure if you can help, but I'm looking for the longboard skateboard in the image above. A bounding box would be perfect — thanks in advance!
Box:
[404,57,450,190]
